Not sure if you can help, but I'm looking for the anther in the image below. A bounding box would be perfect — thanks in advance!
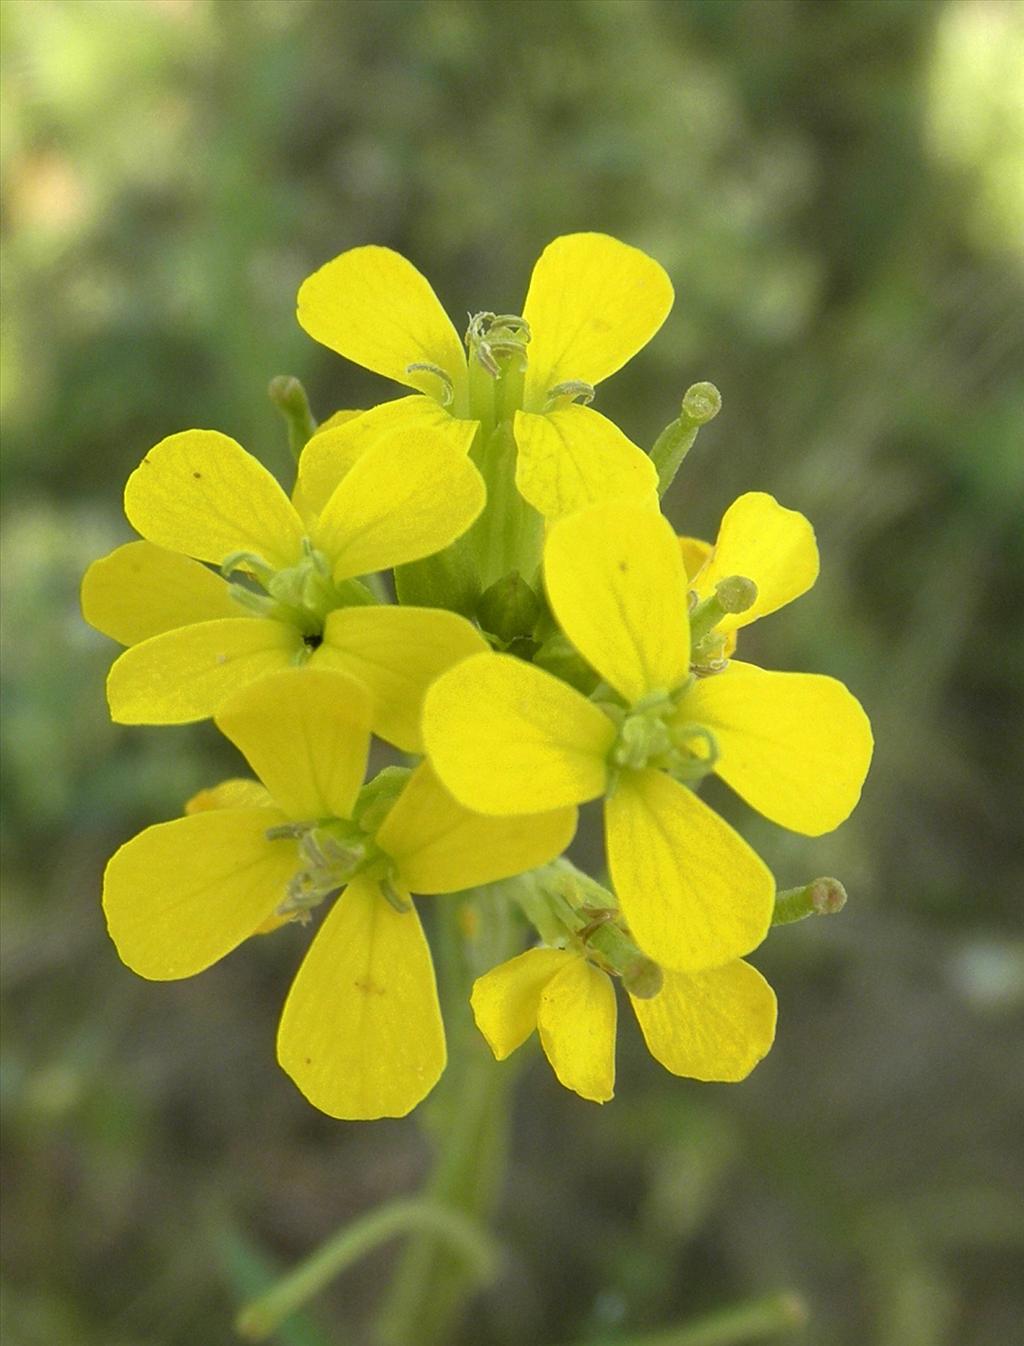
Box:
[465,311,531,377]
[301,537,331,576]
[265,822,311,841]
[380,875,412,913]
[406,362,455,407]
[545,380,595,410]
[220,550,276,586]
[667,723,719,782]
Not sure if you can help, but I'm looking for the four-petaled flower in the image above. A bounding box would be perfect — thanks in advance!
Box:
[102,669,576,1119]
[296,232,673,520]
[82,423,487,750]
[471,946,777,1104]
[423,501,873,973]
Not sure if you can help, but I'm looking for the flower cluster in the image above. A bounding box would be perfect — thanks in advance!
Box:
[84,234,872,1118]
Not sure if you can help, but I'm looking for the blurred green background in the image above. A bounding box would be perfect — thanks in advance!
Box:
[3,1,1023,1343]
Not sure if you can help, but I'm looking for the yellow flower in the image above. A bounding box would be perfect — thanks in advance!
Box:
[81,423,488,750]
[102,669,577,1120]
[423,502,873,973]
[679,491,819,667]
[471,947,777,1104]
[296,232,673,520]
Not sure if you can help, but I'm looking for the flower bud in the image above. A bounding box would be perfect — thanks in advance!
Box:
[268,375,317,461]
[476,571,542,645]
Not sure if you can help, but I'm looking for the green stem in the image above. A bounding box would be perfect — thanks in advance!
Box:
[573,1291,807,1346]
[233,1198,497,1342]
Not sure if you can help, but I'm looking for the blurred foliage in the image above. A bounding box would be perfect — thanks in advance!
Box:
[2,1,1023,1344]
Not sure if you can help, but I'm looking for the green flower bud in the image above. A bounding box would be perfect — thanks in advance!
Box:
[268,375,317,462]
[476,571,542,645]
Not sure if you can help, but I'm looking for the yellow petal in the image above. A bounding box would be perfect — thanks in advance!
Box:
[314,428,485,581]
[277,876,446,1120]
[106,618,301,724]
[681,661,873,835]
[185,779,273,813]
[297,245,467,400]
[296,398,478,523]
[521,232,673,405]
[694,493,819,635]
[422,652,614,814]
[630,959,777,1082]
[377,763,577,895]
[514,406,658,520]
[314,410,364,434]
[81,541,241,646]
[291,409,363,518]
[471,948,576,1060]
[537,958,617,1103]
[678,535,713,582]
[124,430,304,568]
[102,807,293,979]
[544,503,690,704]
[605,768,774,971]
[315,604,488,752]
[215,668,372,821]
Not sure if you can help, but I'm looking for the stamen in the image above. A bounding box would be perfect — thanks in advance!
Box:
[265,822,311,841]
[266,819,374,917]
[228,584,278,618]
[301,536,331,576]
[220,551,276,586]
[406,362,455,407]
[380,874,412,913]
[545,380,595,410]
[667,723,720,782]
[465,311,531,377]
